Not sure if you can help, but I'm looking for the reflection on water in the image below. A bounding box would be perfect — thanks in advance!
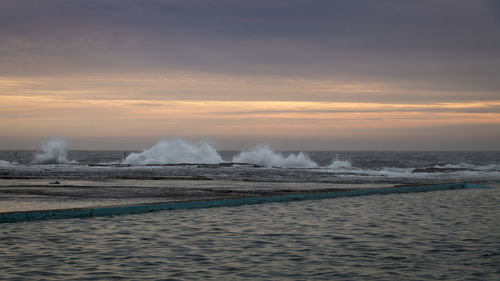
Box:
[0,179,390,212]
[1,188,499,280]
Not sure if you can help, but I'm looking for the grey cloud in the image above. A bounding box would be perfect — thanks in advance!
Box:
[1,0,499,100]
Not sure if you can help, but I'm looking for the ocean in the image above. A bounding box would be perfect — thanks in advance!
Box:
[0,140,499,280]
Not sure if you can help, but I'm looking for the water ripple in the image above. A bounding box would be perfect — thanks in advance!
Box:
[0,189,499,280]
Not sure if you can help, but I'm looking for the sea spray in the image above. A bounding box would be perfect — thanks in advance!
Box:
[0,160,14,167]
[32,137,71,164]
[123,139,223,165]
[1,150,499,183]
[431,163,500,171]
[232,145,318,168]
[327,158,354,170]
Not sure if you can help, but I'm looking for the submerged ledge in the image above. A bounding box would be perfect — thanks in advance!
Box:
[0,182,492,223]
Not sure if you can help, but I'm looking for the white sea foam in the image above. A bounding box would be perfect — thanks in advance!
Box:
[232,145,318,168]
[327,159,353,170]
[122,139,223,165]
[0,160,14,167]
[32,137,72,164]
[322,163,500,180]
[365,167,416,177]
[322,160,423,178]
[431,163,499,171]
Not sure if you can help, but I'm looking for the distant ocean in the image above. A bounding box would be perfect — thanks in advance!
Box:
[0,139,499,280]
[1,138,499,184]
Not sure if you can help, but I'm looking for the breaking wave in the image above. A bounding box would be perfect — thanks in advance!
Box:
[123,139,223,165]
[0,160,14,167]
[430,163,500,171]
[323,159,414,176]
[32,138,72,164]
[5,137,497,183]
[232,145,318,168]
[1,140,498,183]
[321,160,500,179]
[327,159,353,170]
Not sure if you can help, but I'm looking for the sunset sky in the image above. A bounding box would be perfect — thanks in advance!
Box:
[1,0,499,150]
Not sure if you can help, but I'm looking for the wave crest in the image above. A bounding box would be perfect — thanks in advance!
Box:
[32,138,71,164]
[0,160,14,167]
[431,163,499,171]
[327,159,353,170]
[122,139,223,165]
[232,145,318,168]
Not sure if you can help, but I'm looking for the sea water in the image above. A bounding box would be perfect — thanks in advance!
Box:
[1,147,500,184]
[0,187,498,280]
[0,141,499,279]
[1,147,499,212]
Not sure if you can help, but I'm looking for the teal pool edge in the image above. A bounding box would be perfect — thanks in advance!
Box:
[0,182,492,223]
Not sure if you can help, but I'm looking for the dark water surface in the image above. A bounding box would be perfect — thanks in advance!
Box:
[1,187,499,280]
[1,150,500,184]
[1,150,499,279]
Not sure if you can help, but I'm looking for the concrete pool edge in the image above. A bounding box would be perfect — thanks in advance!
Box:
[0,182,492,223]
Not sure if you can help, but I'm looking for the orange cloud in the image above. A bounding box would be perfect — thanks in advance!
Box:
[1,92,499,139]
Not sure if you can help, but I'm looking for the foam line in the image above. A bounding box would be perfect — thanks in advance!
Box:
[0,183,492,223]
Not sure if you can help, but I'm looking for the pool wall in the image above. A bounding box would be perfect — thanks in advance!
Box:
[0,182,492,223]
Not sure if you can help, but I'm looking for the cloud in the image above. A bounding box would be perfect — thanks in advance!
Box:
[1,73,499,104]
[1,0,499,92]
[1,0,499,150]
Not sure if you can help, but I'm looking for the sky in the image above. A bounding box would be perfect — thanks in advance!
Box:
[1,0,499,150]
